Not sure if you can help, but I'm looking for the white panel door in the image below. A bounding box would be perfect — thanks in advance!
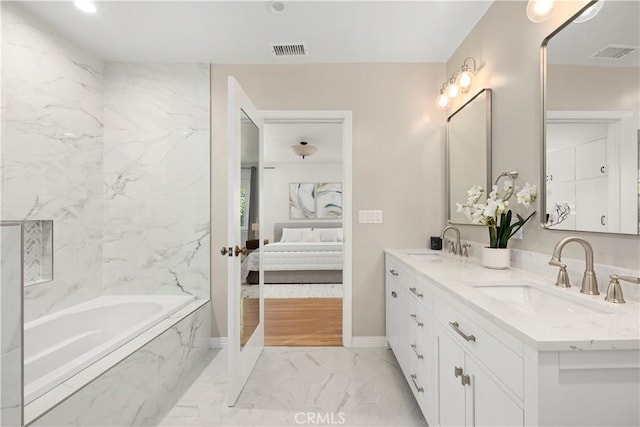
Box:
[575,138,607,180]
[575,177,608,232]
[385,269,400,351]
[227,77,264,406]
[547,147,575,183]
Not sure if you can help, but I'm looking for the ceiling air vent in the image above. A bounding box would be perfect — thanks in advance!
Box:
[590,45,637,59]
[270,42,308,57]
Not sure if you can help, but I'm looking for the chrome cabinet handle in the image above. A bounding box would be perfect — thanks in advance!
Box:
[600,165,606,174]
[454,366,471,386]
[389,269,399,276]
[454,366,463,378]
[410,343,424,360]
[601,215,606,226]
[410,313,424,327]
[409,287,424,299]
[449,321,476,342]
[391,291,397,298]
[410,374,424,393]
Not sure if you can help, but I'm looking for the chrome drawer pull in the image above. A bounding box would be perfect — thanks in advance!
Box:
[409,287,424,299]
[410,374,424,393]
[409,313,424,327]
[461,373,471,386]
[389,269,399,276]
[410,343,424,360]
[449,321,476,342]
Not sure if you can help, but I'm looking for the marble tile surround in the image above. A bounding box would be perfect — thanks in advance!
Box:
[1,224,23,426]
[29,303,210,426]
[462,240,640,303]
[1,3,104,321]
[158,347,426,427]
[102,63,210,299]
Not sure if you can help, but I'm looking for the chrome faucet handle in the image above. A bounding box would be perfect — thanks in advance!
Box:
[447,239,456,254]
[549,260,571,288]
[461,244,471,257]
[605,275,640,304]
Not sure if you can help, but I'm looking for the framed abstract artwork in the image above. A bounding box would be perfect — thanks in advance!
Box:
[289,182,342,219]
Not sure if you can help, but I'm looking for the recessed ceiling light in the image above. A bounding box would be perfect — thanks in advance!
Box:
[269,1,286,15]
[74,0,97,14]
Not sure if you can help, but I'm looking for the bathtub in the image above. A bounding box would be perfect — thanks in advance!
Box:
[23,294,194,404]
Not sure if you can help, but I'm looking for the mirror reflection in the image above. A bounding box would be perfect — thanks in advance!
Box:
[543,0,639,234]
[447,89,492,224]
[239,110,260,348]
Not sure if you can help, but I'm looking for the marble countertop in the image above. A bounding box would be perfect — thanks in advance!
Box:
[385,249,640,352]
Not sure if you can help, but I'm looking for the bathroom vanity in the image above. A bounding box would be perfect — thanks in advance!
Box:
[385,249,640,427]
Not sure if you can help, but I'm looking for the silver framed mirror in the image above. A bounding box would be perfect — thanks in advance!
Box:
[446,88,492,224]
[541,0,639,235]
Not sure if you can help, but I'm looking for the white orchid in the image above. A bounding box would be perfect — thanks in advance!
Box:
[457,178,537,248]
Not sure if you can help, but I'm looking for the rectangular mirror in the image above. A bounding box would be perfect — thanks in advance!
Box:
[447,88,492,224]
[542,0,639,235]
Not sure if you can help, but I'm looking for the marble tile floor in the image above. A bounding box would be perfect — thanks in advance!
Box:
[155,347,426,427]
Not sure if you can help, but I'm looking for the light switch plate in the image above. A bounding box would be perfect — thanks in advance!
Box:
[359,210,383,223]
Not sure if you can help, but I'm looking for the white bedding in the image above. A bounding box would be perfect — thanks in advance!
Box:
[241,242,343,280]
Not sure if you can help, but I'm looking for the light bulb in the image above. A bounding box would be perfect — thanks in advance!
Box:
[526,0,554,23]
[458,70,474,89]
[74,0,97,14]
[446,82,459,98]
[437,93,449,108]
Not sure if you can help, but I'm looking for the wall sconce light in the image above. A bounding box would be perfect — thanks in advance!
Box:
[291,141,317,159]
[526,0,555,23]
[436,57,477,108]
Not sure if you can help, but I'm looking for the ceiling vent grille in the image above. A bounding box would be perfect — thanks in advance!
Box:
[590,45,637,59]
[270,42,308,57]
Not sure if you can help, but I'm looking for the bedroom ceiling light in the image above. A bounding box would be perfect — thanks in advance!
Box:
[291,141,317,159]
[526,0,555,23]
[436,57,477,108]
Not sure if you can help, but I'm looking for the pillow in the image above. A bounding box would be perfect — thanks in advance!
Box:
[317,228,340,242]
[280,228,311,242]
[302,229,321,242]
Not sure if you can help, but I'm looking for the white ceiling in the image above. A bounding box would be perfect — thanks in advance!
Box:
[264,122,343,163]
[547,0,639,67]
[17,0,493,63]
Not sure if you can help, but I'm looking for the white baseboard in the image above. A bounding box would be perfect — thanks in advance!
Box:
[210,337,228,348]
[351,336,388,348]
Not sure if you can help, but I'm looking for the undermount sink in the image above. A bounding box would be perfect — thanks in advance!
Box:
[407,252,441,259]
[469,281,613,315]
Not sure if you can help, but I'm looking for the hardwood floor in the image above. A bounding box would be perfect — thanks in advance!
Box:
[264,298,343,346]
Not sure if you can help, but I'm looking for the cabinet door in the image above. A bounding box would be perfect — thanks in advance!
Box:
[385,272,399,350]
[414,303,435,424]
[437,328,466,427]
[575,177,608,232]
[575,138,607,180]
[547,147,575,183]
[465,357,523,427]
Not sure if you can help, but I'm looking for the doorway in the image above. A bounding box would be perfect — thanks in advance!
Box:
[261,111,353,347]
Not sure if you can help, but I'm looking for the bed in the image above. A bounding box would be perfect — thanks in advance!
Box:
[242,222,343,284]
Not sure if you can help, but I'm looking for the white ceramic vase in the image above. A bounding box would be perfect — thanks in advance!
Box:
[482,247,511,269]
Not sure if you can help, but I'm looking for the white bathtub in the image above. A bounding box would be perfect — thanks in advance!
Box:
[23,295,194,404]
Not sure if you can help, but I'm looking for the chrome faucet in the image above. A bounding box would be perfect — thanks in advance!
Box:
[549,237,599,295]
[605,274,640,304]
[440,226,461,256]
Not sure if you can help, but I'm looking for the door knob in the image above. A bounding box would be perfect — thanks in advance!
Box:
[220,246,232,257]
[234,245,248,257]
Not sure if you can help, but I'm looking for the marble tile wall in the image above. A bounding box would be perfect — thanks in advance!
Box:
[102,63,210,299]
[1,3,104,321]
[31,304,211,426]
[1,223,23,426]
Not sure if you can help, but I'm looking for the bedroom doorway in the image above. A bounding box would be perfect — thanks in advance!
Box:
[259,111,352,347]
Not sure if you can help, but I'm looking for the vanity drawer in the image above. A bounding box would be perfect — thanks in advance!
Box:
[435,296,524,399]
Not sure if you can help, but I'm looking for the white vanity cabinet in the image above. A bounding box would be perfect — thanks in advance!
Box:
[384,251,640,427]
